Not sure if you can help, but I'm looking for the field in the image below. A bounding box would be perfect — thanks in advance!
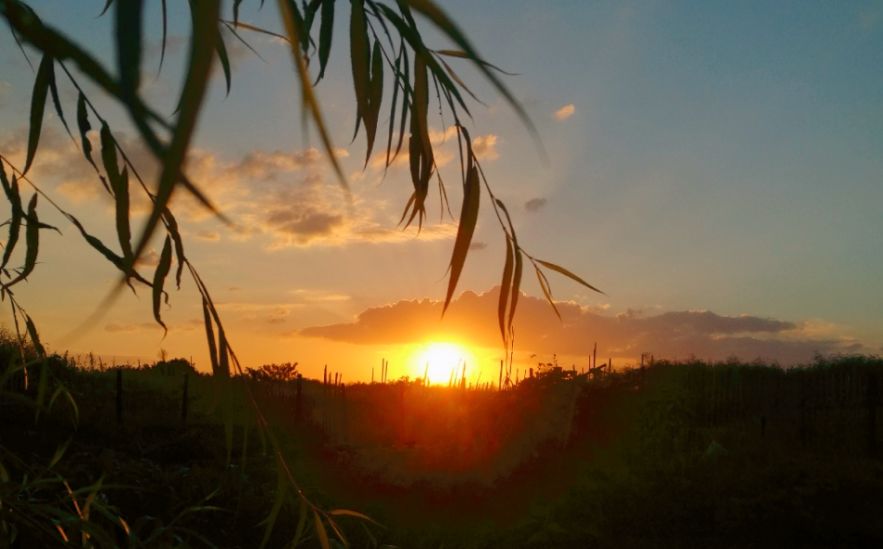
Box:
[3,343,883,547]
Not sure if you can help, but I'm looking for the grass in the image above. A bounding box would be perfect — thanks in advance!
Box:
[2,342,883,547]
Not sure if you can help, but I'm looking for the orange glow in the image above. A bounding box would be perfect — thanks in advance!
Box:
[412,342,475,385]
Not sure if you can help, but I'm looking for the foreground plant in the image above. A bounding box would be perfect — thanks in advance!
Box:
[0,0,601,545]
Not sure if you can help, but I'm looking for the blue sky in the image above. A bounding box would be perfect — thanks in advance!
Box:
[0,1,880,378]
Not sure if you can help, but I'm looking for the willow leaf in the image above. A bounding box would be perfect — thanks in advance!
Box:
[407,0,541,149]
[285,0,310,54]
[162,208,186,288]
[435,49,517,75]
[218,329,230,377]
[115,167,132,264]
[277,0,348,190]
[215,30,232,95]
[129,0,219,279]
[63,213,150,286]
[0,169,23,272]
[536,259,603,294]
[350,0,370,140]
[115,0,143,100]
[46,58,72,138]
[24,54,52,174]
[99,0,114,16]
[202,297,219,375]
[364,39,384,164]
[315,0,334,82]
[7,194,39,287]
[509,246,523,335]
[158,0,168,73]
[75,93,98,172]
[4,2,171,134]
[385,46,403,169]
[99,123,121,186]
[444,164,479,313]
[535,265,561,320]
[152,236,172,332]
[498,236,514,342]
[25,313,45,357]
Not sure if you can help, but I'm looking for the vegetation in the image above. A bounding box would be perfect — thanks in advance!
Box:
[3,325,882,546]
[0,1,602,544]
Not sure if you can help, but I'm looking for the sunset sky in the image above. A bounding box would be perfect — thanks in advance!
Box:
[0,1,881,381]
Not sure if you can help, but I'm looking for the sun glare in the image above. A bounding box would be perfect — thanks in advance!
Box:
[413,342,474,385]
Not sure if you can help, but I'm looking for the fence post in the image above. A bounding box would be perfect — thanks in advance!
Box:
[181,373,189,424]
[868,372,878,457]
[295,373,303,420]
[115,368,123,424]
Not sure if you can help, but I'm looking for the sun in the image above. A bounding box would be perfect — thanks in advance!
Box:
[413,342,474,385]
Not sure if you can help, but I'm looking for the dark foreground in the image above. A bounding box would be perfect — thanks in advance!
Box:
[2,352,883,548]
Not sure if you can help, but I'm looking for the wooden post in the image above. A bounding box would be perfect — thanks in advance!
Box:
[115,368,123,424]
[499,360,503,391]
[592,342,597,370]
[868,372,878,457]
[295,373,303,420]
[181,373,189,424]
[323,364,327,385]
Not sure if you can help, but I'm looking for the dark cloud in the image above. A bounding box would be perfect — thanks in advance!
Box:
[524,198,547,213]
[300,288,862,365]
[469,241,488,251]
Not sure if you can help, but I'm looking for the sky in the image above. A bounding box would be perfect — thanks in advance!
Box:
[0,1,881,381]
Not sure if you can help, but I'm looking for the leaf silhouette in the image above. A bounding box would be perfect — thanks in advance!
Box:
[215,29,232,95]
[129,0,220,282]
[7,194,40,287]
[202,297,219,375]
[316,0,334,81]
[534,264,561,320]
[75,93,99,174]
[0,167,23,272]
[536,258,603,294]
[115,0,143,100]
[277,0,349,191]
[46,57,72,138]
[444,163,479,313]
[364,39,384,164]
[498,236,514,341]
[25,313,45,357]
[152,236,172,332]
[349,0,370,140]
[24,54,53,174]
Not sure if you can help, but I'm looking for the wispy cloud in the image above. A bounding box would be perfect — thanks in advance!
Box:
[300,288,865,365]
[553,103,575,121]
[524,197,547,213]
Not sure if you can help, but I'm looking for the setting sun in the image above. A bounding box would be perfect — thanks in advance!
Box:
[413,342,475,385]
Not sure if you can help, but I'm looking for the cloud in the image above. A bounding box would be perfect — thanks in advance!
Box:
[0,124,461,250]
[553,104,575,121]
[105,322,159,333]
[300,288,865,365]
[195,230,220,241]
[469,241,488,251]
[472,134,499,160]
[524,197,547,213]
